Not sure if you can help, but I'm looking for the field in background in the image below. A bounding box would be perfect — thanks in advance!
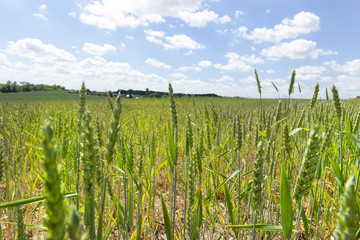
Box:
[0,87,359,239]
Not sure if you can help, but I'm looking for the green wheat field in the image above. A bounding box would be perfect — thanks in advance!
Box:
[0,76,359,239]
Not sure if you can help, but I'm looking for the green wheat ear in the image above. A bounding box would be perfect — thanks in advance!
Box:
[168,83,178,130]
[254,69,261,97]
[335,176,359,240]
[288,70,296,96]
[78,82,86,126]
[68,207,88,240]
[41,121,66,240]
[253,141,264,212]
[105,92,121,164]
[310,83,319,109]
[331,85,342,120]
[293,125,320,202]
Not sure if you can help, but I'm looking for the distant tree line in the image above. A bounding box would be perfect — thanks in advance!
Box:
[0,81,221,98]
[0,81,65,93]
[112,88,220,98]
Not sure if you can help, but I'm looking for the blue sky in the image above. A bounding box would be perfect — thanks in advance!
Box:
[0,0,360,98]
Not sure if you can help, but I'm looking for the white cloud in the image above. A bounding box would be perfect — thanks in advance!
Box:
[295,65,331,82]
[213,75,234,83]
[126,35,134,40]
[180,10,230,27]
[239,11,320,43]
[324,59,360,75]
[215,29,228,34]
[68,12,76,18]
[267,69,275,74]
[144,29,205,50]
[240,54,264,64]
[165,34,205,49]
[0,53,11,67]
[261,39,337,60]
[82,43,116,56]
[235,10,246,19]
[219,15,231,24]
[33,4,48,21]
[184,50,195,55]
[6,38,76,62]
[145,58,171,69]
[198,60,212,68]
[0,46,168,92]
[169,73,188,78]
[239,76,255,83]
[33,13,48,21]
[177,66,201,72]
[170,79,238,96]
[78,0,228,29]
[335,75,360,98]
[266,9,271,14]
[214,52,263,72]
[39,4,47,12]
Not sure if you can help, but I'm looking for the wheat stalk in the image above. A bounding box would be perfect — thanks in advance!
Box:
[16,206,26,240]
[105,92,121,165]
[41,121,66,240]
[334,176,359,240]
[293,126,320,202]
[310,83,320,110]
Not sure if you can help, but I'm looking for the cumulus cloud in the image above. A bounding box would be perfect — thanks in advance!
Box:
[235,10,246,19]
[198,60,212,68]
[219,15,231,24]
[177,65,201,72]
[238,11,320,43]
[68,12,76,18]
[334,75,360,98]
[214,52,263,72]
[213,75,234,83]
[144,29,205,50]
[33,4,48,21]
[295,65,331,82]
[183,50,195,55]
[78,0,230,29]
[261,39,337,60]
[169,73,188,78]
[324,59,360,75]
[6,38,76,62]
[82,43,116,56]
[145,58,171,69]
[0,44,168,92]
[170,79,239,96]
[180,10,230,27]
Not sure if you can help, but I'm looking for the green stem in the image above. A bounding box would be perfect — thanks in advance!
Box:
[294,202,303,240]
[252,211,258,240]
[171,129,178,239]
